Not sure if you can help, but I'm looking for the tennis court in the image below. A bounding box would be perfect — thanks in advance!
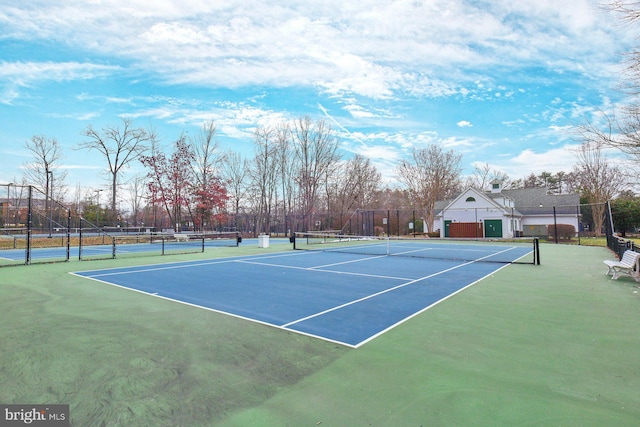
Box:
[0,233,249,263]
[72,239,534,347]
[3,242,640,426]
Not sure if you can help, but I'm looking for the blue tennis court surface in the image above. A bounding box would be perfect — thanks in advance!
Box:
[0,237,288,262]
[0,242,205,261]
[0,245,115,261]
[71,244,532,348]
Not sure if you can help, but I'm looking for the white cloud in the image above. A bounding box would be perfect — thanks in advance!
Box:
[0,61,119,86]
[0,61,120,103]
[353,144,400,163]
[0,0,633,189]
[344,104,376,119]
[123,99,289,139]
[441,136,474,149]
[142,22,209,46]
[62,164,104,170]
[489,145,582,178]
[48,112,100,121]
[0,87,19,105]
[502,119,526,127]
[0,1,627,100]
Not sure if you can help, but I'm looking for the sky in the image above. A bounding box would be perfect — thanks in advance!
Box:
[0,0,636,193]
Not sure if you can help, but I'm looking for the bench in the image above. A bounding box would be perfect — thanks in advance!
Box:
[604,250,640,281]
[174,234,190,242]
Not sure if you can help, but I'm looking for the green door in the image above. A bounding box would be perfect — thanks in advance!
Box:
[444,220,451,237]
[484,219,502,238]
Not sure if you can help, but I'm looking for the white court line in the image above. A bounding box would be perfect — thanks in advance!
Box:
[281,245,520,330]
[69,270,357,348]
[71,245,525,348]
[391,245,517,257]
[307,240,521,259]
[73,250,313,278]
[79,259,240,277]
[355,261,515,348]
[233,259,413,281]
[307,254,387,269]
[280,261,473,329]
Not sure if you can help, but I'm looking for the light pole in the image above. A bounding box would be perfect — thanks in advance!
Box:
[95,189,103,228]
[47,171,53,237]
[5,182,12,227]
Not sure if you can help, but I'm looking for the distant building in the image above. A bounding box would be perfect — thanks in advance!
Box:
[434,180,580,238]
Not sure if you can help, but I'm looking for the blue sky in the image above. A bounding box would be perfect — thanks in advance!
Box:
[0,0,634,191]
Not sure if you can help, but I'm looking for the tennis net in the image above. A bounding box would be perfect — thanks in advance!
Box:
[292,232,540,265]
[109,231,241,257]
[148,231,241,248]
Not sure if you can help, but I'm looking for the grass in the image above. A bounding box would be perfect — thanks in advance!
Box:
[0,243,639,426]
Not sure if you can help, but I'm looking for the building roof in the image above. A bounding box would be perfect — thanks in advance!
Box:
[436,186,580,216]
[498,187,580,215]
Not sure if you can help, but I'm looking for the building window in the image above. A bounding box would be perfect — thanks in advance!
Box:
[492,183,500,189]
[465,197,476,202]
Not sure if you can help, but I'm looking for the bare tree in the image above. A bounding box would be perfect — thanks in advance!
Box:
[573,140,627,236]
[191,120,225,189]
[78,118,151,213]
[144,133,166,230]
[465,163,510,191]
[577,4,640,163]
[274,123,295,235]
[291,116,341,230]
[606,1,640,94]
[23,135,68,200]
[190,121,228,230]
[70,182,83,218]
[221,150,250,219]
[322,154,381,232]
[607,1,640,22]
[580,110,640,166]
[127,175,147,227]
[252,125,280,234]
[396,144,462,233]
[333,155,381,214]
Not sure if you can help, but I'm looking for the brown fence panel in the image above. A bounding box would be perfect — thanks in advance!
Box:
[449,222,482,238]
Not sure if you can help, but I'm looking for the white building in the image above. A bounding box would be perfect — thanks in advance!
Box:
[434,181,581,238]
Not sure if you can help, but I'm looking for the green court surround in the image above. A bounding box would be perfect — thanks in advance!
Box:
[0,244,638,426]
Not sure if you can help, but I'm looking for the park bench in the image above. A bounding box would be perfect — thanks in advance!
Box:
[604,250,640,281]
[173,233,191,242]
